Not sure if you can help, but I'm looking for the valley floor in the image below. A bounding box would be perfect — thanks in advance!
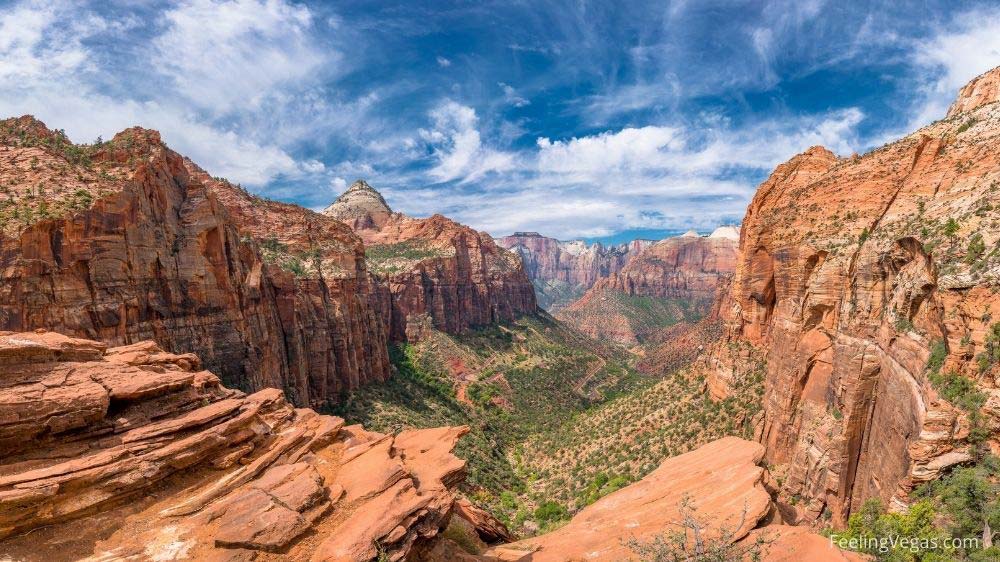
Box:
[329,313,763,536]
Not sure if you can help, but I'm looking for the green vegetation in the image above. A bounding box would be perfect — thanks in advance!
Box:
[365,240,448,273]
[976,323,1000,374]
[827,499,951,561]
[518,341,764,511]
[329,315,690,532]
[257,235,316,277]
[957,118,978,134]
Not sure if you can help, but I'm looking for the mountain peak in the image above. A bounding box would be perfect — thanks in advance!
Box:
[947,66,1000,117]
[323,178,393,230]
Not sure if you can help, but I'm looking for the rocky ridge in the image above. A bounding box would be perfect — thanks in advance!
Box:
[323,181,537,341]
[558,228,739,344]
[496,232,655,312]
[698,66,1000,525]
[0,330,476,561]
[0,117,389,408]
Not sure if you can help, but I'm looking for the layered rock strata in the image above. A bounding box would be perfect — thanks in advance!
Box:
[497,232,655,311]
[0,117,388,407]
[324,181,536,341]
[0,330,467,561]
[699,66,1000,525]
[558,228,739,344]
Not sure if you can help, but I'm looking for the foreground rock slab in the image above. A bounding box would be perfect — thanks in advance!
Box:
[484,437,859,562]
[0,331,468,561]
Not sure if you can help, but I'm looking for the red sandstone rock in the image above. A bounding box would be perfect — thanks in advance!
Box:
[324,181,537,341]
[486,437,852,562]
[558,230,738,344]
[0,332,468,561]
[0,118,389,408]
[698,67,1000,525]
[497,232,655,311]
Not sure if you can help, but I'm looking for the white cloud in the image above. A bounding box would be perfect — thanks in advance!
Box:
[498,82,530,107]
[420,101,517,183]
[436,56,451,67]
[0,0,341,187]
[329,177,348,193]
[908,8,1000,127]
[153,0,329,114]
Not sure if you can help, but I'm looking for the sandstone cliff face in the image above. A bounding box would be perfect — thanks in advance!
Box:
[324,181,537,341]
[0,331,467,561]
[497,232,655,311]
[701,66,1000,525]
[558,229,738,344]
[0,117,389,407]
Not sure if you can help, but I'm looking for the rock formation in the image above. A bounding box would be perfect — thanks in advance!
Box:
[0,330,469,561]
[698,66,1000,525]
[324,181,536,341]
[496,232,655,312]
[558,229,739,344]
[0,117,389,407]
[486,437,861,562]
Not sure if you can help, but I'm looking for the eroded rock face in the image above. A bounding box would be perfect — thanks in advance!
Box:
[0,331,467,561]
[557,232,738,344]
[701,67,1000,525]
[496,232,655,312]
[0,117,389,407]
[323,182,537,341]
[485,437,858,562]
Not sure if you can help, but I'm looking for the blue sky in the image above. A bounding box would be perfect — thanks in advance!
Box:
[1,0,999,241]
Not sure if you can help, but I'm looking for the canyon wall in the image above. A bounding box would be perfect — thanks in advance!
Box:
[325,181,537,341]
[700,66,1000,525]
[0,118,389,407]
[557,228,739,344]
[497,231,655,311]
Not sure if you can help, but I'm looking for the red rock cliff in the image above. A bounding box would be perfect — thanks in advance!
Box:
[324,181,537,341]
[557,228,739,344]
[497,232,655,311]
[0,117,389,407]
[701,67,1000,525]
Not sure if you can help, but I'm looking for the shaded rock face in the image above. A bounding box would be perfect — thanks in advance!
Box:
[0,331,468,561]
[486,437,861,562]
[701,67,1000,526]
[496,232,655,312]
[557,233,738,344]
[0,118,389,407]
[323,184,537,341]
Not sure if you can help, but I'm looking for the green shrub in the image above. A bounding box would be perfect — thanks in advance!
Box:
[827,499,949,561]
[926,340,947,375]
[533,501,568,524]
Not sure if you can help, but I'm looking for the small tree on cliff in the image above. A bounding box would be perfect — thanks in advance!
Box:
[624,494,770,561]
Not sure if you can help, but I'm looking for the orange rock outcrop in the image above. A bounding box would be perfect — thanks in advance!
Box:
[486,437,860,562]
[0,118,388,407]
[700,67,1000,525]
[0,330,468,561]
